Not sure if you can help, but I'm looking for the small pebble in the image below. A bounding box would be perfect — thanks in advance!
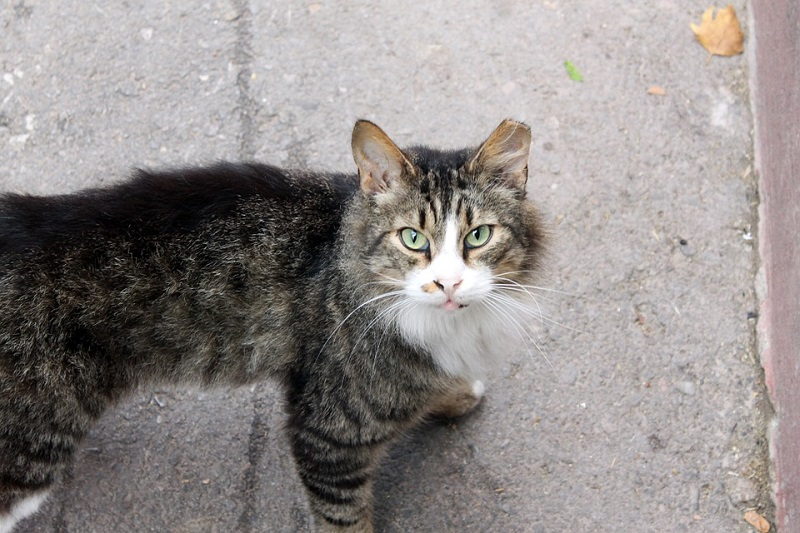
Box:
[725,474,758,505]
[689,484,700,512]
[9,134,29,146]
[679,238,696,257]
[545,116,560,130]
[117,82,139,97]
[675,381,696,396]
[502,81,517,95]
[558,363,579,385]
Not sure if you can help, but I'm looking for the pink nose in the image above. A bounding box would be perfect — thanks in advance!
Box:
[434,278,462,297]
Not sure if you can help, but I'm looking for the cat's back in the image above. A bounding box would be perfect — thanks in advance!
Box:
[0,162,358,388]
[0,162,357,259]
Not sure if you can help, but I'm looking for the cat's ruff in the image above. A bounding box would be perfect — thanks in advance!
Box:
[396,295,529,379]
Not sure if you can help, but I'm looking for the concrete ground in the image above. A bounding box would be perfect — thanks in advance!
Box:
[1,1,779,531]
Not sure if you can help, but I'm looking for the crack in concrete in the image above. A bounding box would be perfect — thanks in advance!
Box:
[230,0,259,160]
[236,391,270,532]
[52,463,73,533]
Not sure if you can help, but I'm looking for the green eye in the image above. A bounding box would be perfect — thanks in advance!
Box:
[399,228,430,251]
[464,225,493,249]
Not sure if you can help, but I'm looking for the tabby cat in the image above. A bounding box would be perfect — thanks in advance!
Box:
[0,119,546,532]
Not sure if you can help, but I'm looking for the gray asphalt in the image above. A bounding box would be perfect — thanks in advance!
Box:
[1,1,772,531]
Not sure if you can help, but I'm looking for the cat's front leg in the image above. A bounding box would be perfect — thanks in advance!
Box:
[288,414,386,533]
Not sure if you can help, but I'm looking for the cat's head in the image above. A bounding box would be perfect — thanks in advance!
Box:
[345,119,547,376]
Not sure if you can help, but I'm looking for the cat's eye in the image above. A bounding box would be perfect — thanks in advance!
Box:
[399,228,430,251]
[464,225,493,249]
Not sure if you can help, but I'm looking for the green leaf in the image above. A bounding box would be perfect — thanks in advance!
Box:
[565,60,583,82]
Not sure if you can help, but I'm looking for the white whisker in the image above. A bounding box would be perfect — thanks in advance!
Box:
[487,298,553,365]
[336,295,412,389]
[368,300,417,375]
[492,273,579,298]
[481,296,554,370]
[490,276,583,334]
[489,291,546,324]
[353,297,409,350]
[372,271,404,284]
[492,290,584,334]
[316,290,405,361]
[491,279,546,323]
[493,287,561,305]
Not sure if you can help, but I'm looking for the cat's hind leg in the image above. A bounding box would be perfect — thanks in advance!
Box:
[0,491,49,533]
[428,378,485,419]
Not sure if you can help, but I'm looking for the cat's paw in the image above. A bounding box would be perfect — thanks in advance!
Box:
[429,379,485,419]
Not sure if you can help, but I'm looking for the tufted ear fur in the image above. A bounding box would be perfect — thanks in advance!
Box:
[467,119,531,193]
[352,120,415,196]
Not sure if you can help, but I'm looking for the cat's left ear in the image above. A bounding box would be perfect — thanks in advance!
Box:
[352,120,415,196]
[467,119,531,193]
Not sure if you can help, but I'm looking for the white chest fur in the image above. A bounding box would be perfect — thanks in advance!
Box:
[395,300,527,379]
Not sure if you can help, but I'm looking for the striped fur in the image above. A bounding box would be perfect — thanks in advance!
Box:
[0,120,545,532]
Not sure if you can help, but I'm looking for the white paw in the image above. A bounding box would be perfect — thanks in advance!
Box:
[471,380,486,399]
[0,492,49,533]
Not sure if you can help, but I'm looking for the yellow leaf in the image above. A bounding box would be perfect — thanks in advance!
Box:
[690,5,744,57]
[743,510,770,533]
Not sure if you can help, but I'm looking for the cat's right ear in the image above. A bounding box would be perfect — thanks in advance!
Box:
[352,120,415,196]
[467,119,531,194]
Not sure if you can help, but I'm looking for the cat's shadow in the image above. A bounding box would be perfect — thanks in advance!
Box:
[373,404,511,533]
[18,392,511,533]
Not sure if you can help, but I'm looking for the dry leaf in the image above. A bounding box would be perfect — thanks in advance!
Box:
[743,510,770,533]
[691,5,744,56]
[647,86,667,96]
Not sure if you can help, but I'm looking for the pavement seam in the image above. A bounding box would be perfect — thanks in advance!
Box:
[52,462,73,533]
[230,0,259,160]
[236,391,270,532]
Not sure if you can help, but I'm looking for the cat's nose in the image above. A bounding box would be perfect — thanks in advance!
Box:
[433,278,462,297]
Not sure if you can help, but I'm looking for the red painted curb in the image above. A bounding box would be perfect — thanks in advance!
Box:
[752,1,800,531]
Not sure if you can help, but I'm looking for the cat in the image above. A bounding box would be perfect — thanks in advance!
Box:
[0,119,546,532]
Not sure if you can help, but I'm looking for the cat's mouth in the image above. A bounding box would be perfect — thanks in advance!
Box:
[442,299,467,311]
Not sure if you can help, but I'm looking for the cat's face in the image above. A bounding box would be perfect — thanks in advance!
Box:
[352,119,541,310]
[349,120,545,376]
[379,171,532,314]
